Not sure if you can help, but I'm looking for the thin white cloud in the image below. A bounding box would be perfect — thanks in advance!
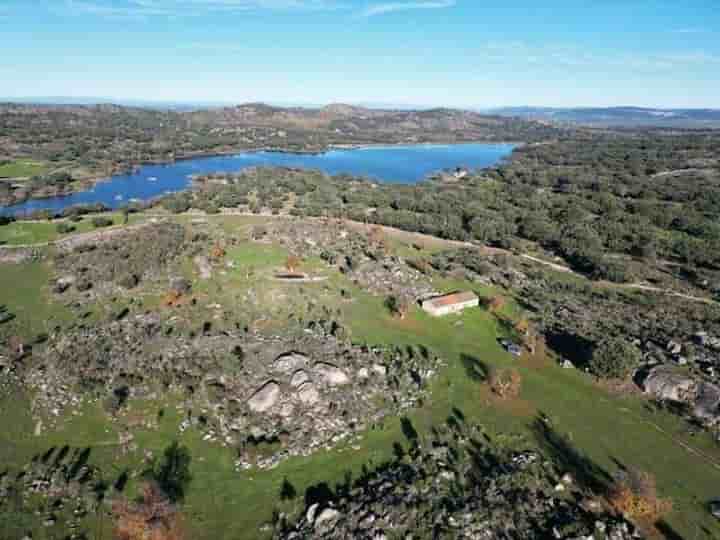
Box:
[671,28,705,34]
[63,0,346,18]
[360,0,455,17]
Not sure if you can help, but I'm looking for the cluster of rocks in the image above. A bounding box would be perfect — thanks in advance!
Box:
[351,257,435,300]
[259,220,435,301]
[25,314,442,468]
[51,221,192,298]
[274,422,637,540]
[642,366,720,426]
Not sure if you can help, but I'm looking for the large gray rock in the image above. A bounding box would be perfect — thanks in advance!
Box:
[290,369,310,388]
[275,353,309,373]
[694,382,720,425]
[314,362,350,386]
[314,508,341,530]
[193,255,212,279]
[710,499,720,519]
[247,381,281,412]
[296,382,320,405]
[642,367,696,403]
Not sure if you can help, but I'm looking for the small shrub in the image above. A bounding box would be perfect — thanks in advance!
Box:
[210,244,226,261]
[285,255,301,273]
[489,367,522,399]
[144,441,192,503]
[385,295,410,319]
[56,222,76,234]
[162,194,191,214]
[113,482,186,540]
[487,295,506,312]
[588,337,641,379]
[92,216,113,228]
[608,468,672,521]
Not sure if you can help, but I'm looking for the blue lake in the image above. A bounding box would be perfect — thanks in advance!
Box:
[0,143,515,216]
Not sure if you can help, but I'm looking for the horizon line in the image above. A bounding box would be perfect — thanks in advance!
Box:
[1,96,720,112]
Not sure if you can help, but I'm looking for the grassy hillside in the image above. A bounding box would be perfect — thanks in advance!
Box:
[1,213,719,539]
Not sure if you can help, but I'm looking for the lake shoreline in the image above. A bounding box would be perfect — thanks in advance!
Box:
[0,141,520,215]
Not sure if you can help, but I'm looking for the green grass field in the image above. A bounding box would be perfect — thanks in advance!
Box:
[2,215,720,539]
[0,261,74,341]
[0,160,49,178]
[0,213,143,246]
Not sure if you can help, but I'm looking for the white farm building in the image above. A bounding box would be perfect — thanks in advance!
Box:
[421,291,479,317]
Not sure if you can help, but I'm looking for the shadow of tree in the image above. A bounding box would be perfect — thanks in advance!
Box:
[545,331,593,367]
[68,447,92,481]
[401,417,419,443]
[460,354,489,382]
[655,520,685,540]
[280,477,297,501]
[531,416,612,494]
[304,482,334,511]
[114,469,129,492]
[466,437,502,482]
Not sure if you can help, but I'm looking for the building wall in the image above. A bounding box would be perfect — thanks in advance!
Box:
[423,298,479,316]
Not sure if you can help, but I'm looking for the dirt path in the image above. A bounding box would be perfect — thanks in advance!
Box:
[519,253,717,305]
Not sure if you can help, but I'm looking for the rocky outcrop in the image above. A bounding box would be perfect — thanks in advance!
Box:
[296,382,320,405]
[642,367,696,402]
[27,316,441,470]
[248,381,281,412]
[694,382,720,425]
[313,362,349,386]
[643,366,720,425]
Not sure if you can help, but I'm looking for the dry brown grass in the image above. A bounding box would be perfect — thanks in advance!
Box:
[113,483,186,540]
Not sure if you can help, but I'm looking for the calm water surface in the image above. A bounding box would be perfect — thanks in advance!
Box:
[0,143,515,216]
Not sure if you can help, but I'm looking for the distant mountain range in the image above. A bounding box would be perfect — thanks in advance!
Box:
[2,98,719,128]
[489,106,720,128]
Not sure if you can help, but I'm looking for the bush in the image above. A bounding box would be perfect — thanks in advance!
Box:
[113,483,185,540]
[489,367,522,399]
[162,194,191,214]
[608,468,672,520]
[145,441,192,502]
[588,337,641,379]
[56,222,76,234]
[385,295,410,319]
[92,216,113,228]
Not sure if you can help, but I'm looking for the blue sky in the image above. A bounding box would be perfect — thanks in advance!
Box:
[1,0,718,108]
